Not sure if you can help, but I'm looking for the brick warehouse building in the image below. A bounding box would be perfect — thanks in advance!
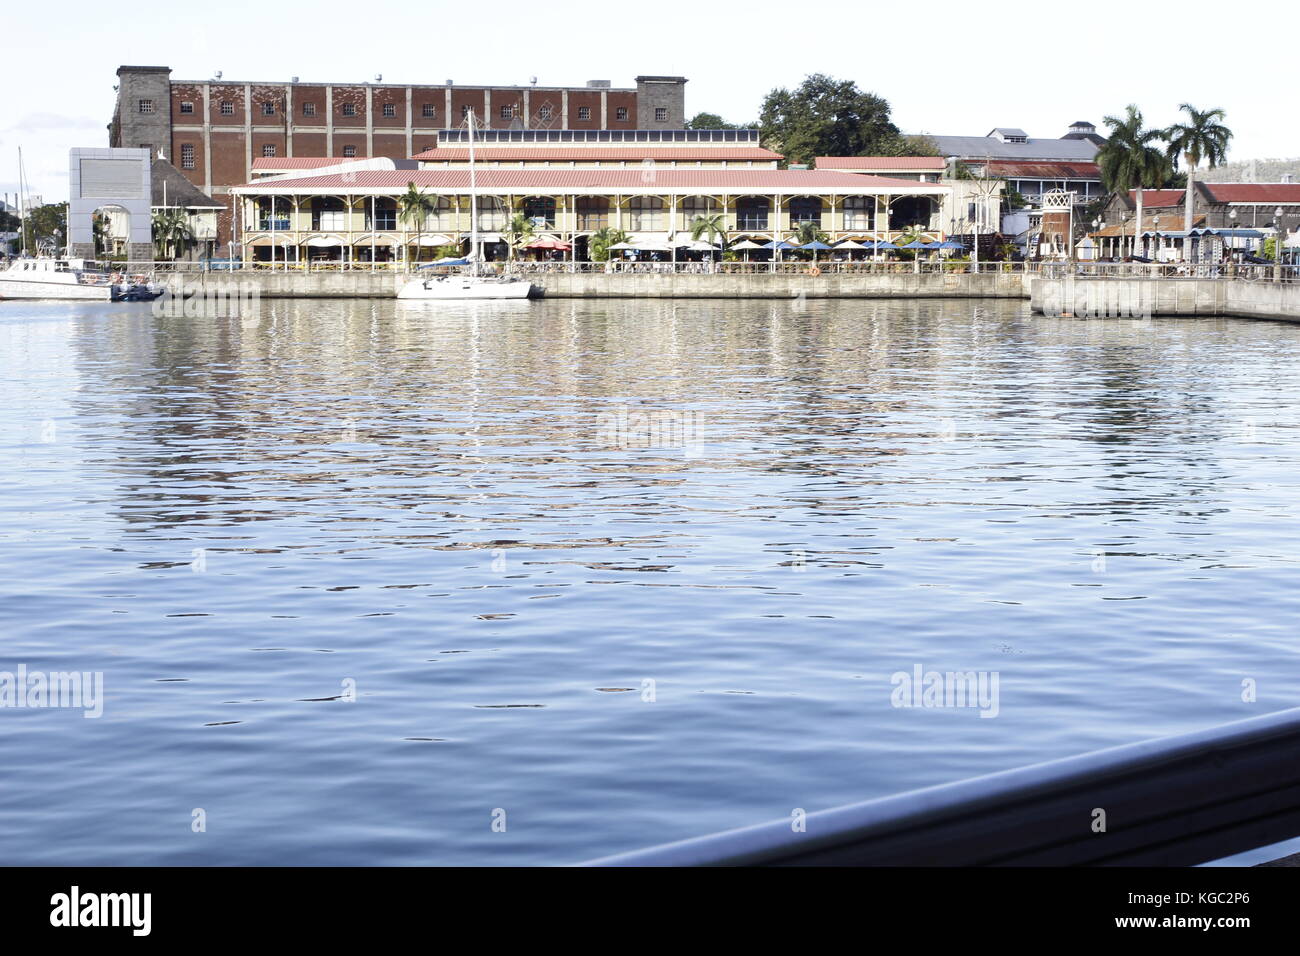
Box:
[109,65,688,252]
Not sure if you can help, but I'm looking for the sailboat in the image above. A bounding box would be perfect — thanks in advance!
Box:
[396,111,535,300]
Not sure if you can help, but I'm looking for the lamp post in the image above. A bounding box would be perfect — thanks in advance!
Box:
[1274,206,1285,283]
[1152,215,1160,261]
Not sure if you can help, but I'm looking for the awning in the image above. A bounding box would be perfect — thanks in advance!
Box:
[304,236,344,247]
[408,234,453,246]
[353,234,398,245]
[246,235,293,247]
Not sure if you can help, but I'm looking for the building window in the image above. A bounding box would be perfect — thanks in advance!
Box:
[476,196,507,231]
[576,196,608,230]
[736,196,770,230]
[302,102,316,117]
[843,196,873,231]
[180,144,195,169]
[341,103,357,116]
[628,196,664,231]
[220,101,234,115]
[312,196,347,231]
[179,101,194,114]
[655,107,668,122]
[789,196,822,225]
[342,145,357,157]
[522,196,556,228]
[679,196,717,228]
[577,106,591,121]
[262,144,277,157]
[538,105,552,121]
[367,197,397,231]
[615,107,628,121]
[262,101,276,116]
[138,99,154,114]
[422,103,436,119]
[427,197,455,230]
[500,105,514,120]
[383,103,396,117]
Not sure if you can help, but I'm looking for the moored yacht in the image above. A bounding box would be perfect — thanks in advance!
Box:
[0,257,164,302]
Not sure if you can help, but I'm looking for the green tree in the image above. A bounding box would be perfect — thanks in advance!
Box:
[151,208,194,260]
[759,74,898,166]
[22,202,67,253]
[1164,104,1232,235]
[502,212,535,260]
[397,182,437,263]
[688,213,727,250]
[1097,106,1168,255]
[686,112,740,130]
[792,220,829,245]
[588,226,629,262]
[872,132,941,158]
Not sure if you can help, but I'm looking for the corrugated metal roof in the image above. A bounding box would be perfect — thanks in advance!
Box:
[235,169,948,194]
[252,157,358,169]
[928,134,1100,162]
[1124,189,1191,208]
[412,146,784,162]
[1203,183,1300,204]
[815,156,946,170]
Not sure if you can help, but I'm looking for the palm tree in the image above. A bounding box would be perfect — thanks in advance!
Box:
[588,226,629,262]
[689,212,728,251]
[1164,104,1232,238]
[151,208,194,260]
[502,212,535,261]
[1097,106,1168,259]
[397,182,436,265]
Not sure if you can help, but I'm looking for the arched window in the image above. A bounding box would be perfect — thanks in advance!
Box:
[426,197,455,231]
[366,197,397,231]
[311,196,346,231]
[523,197,556,228]
[476,196,507,231]
[576,196,608,230]
[679,196,718,230]
[628,196,664,231]
[735,196,769,231]
[789,196,822,225]
[843,196,873,231]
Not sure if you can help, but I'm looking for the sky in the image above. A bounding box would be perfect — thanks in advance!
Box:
[2,0,1295,204]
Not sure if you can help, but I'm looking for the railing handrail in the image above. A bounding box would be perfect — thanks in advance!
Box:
[583,705,1300,866]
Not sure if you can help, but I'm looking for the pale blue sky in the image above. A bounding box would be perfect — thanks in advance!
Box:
[2,0,1294,202]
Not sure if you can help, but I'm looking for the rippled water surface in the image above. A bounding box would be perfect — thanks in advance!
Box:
[3,296,1300,865]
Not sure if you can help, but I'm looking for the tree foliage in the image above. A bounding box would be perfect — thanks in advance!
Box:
[1096,105,1169,194]
[686,112,741,130]
[588,226,629,262]
[759,74,899,165]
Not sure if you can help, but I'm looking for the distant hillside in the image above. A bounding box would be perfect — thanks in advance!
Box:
[1200,158,1300,182]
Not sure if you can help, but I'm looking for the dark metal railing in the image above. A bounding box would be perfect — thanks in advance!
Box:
[583,706,1300,866]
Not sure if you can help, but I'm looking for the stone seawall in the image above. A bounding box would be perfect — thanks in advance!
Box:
[156,270,1031,301]
[1029,277,1300,322]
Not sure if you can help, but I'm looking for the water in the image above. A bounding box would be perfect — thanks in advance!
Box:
[2,296,1299,865]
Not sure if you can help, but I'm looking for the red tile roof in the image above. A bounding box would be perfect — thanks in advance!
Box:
[413,146,784,162]
[815,156,945,170]
[986,161,1100,179]
[1202,183,1300,204]
[236,169,946,192]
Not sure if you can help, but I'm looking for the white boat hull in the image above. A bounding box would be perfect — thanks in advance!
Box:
[397,275,536,300]
[0,279,111,301]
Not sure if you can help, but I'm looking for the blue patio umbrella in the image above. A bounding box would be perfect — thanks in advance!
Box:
[800,240,833,250]
[900,239,933,250]
[874,240,899,250]
[761,240,799,250]
[936,240,966,249]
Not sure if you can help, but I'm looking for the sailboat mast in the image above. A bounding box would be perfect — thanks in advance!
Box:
[17,146,27,257]
[468,109,479,274]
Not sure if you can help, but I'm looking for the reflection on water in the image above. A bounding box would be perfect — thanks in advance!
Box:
[2,296,1300,865]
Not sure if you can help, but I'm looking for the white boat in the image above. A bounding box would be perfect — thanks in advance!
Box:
[0,257,164,302]
[396,111,536,301]
[398,270,534,299]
